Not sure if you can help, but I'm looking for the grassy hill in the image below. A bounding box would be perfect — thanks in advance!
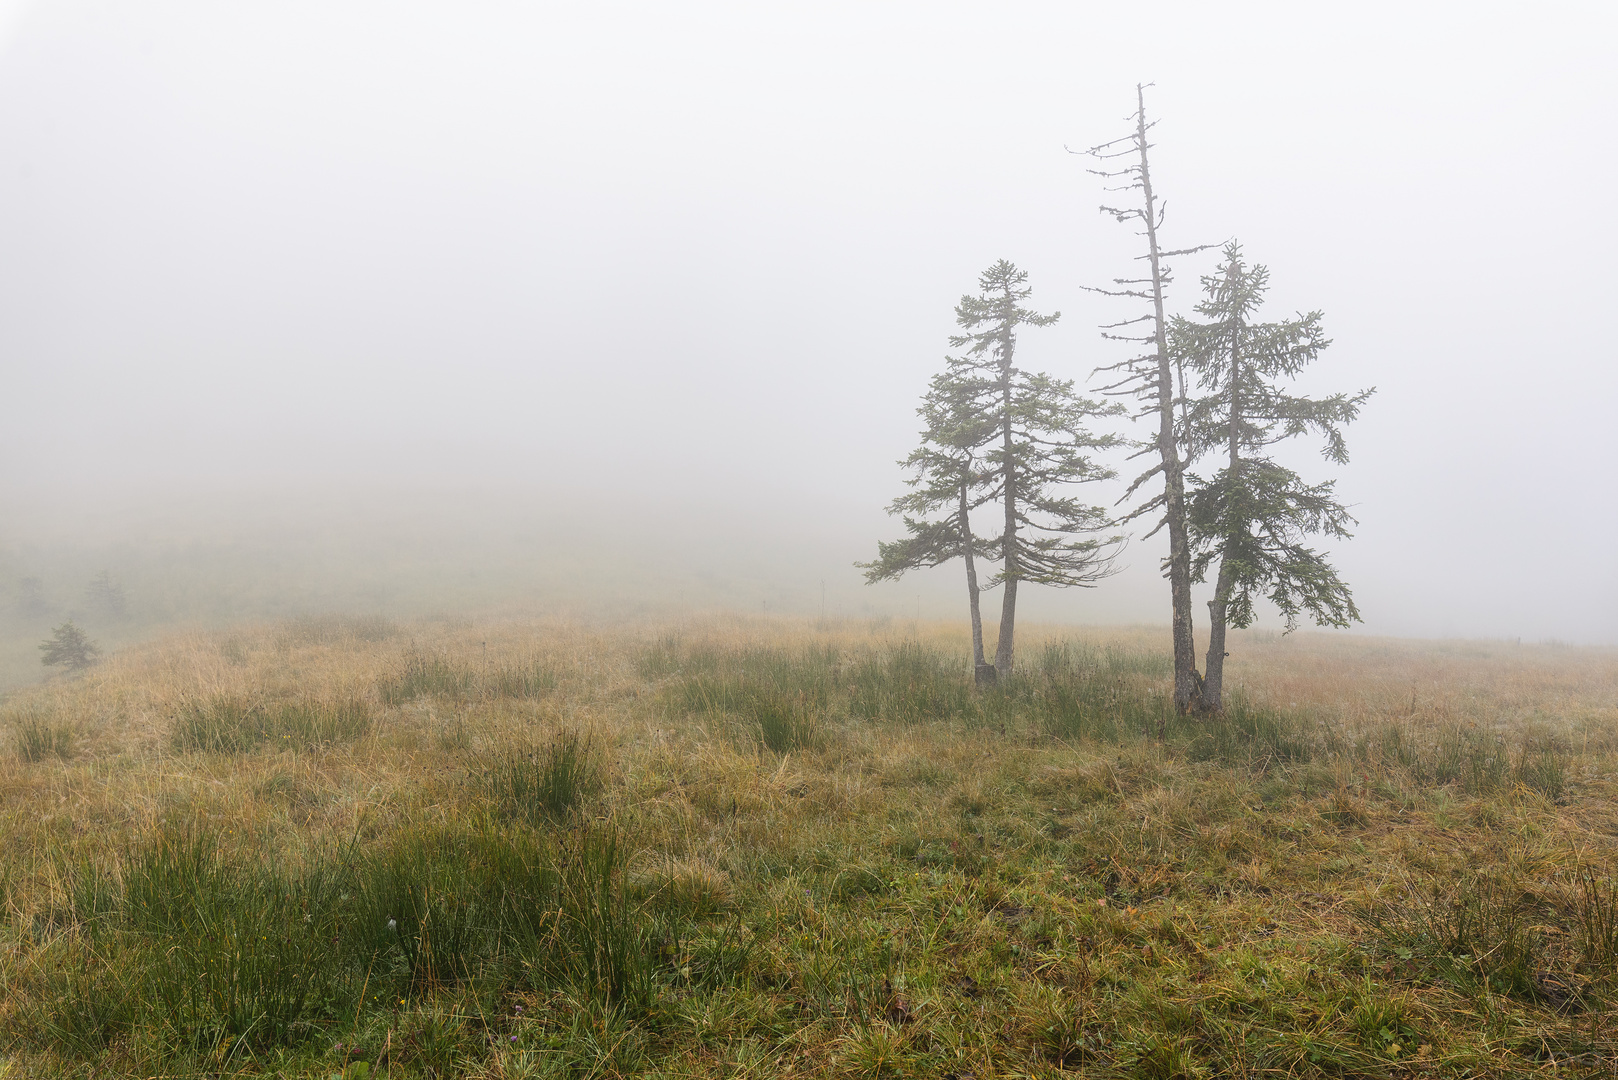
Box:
[1,617,1616,1077]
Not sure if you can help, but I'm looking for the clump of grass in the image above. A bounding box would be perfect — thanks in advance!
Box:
[752,689,823,752]
[1514,736,1570,799]
[486,662,557,699]
[1183,693,1311,766]
[670,647,832,751]
[482,728,601,824]
[1573,869,1618,983]
[170,695,371,752]
[1427,724,1511,793]
[381,654,476,704]
[848,643,972,724]
[9,706,76,761]
[32,819,655,1059]
[1365,870,1548,999]
[51,826,351,1054]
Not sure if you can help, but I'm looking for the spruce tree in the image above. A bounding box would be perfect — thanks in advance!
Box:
[40,620,99,671]
[1083,84,1211,714]
[866,261,1121,680]
[1172,242,1373,709]
[861,369,998,683]
[953,261,1122,676]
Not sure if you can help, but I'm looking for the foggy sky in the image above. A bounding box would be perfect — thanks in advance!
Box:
[1,1,1614,643]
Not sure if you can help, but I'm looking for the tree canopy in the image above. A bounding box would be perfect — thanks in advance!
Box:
[1172,241,1373,707]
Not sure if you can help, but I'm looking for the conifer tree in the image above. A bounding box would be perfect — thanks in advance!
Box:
[953,261,1122,677]
[861,370,998,683]
[40,620,99,671]
[1172,242,1373,709]
[866,261,1121,680]
[1083,84,1211,714]
[85,570,127,619]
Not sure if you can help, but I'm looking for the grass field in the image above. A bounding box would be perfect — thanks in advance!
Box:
[1,615,1616,1078]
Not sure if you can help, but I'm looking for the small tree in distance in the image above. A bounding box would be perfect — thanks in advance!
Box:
[865,260,1122,681]
[85,570,128,619]
[860,371,999,682]
[40,621,100,671]
[1172,242,1373,710]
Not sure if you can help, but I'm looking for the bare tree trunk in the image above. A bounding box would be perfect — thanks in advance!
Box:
[994,324,1018,679]
[994,577,1017,680]
[1133,83,1202,720]
[960,473,995,687]
[1204,561,1234,709]
[1202,300,1243,712]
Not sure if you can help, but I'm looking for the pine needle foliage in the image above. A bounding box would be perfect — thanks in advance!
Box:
[1171,241,1373,708]
[39,620,99,671]
[865,261,1121,679]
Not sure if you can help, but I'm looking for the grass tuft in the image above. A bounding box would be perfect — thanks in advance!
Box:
[170,695,372,752]
[9,706,77,761]
[482,728,601,824]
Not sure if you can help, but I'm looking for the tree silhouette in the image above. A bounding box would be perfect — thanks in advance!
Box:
[1172,242,1373,709]
[40,621,100,671]
[1082,84,1213,716]
[866,261,1121,679]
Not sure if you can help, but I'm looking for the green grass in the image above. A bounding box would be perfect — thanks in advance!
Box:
[170,695,372,752]
[22,818,651,1065]
[3,621,1617,1078]
[480,728,601,824]
[7,705,76,761]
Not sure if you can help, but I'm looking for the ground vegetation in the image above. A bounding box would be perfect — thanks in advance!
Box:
[1,616,1616,1077]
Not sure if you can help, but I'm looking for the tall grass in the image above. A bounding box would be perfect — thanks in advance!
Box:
[381,653,556,704]
[26,818,654,1059]
[170,695,371,752]
[8,618,1616,1078]
[8,706,76,761]
[482,728,601,824]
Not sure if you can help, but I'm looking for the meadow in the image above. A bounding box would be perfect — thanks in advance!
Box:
[1,615,1616,1078]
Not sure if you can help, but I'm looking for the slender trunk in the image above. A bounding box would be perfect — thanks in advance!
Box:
[1134,83,1201,719]
[1203,310,1243,710]
[995,578,1017,679]
[994,313,1018,679]
[960,471,994,687]
[1204,560,1234,709]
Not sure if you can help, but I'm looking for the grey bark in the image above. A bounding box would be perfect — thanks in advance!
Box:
[993,317,1018,679]
[959,469,995,687]
[1202,310,1241,709]
[1131,84,1203,719]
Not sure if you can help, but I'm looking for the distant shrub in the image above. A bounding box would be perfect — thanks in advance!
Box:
[39,621,99,672]
[83,571,127,619]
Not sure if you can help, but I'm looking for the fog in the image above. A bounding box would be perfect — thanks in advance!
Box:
[1,0,1615,667]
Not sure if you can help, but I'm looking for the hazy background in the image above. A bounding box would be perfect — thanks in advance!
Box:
[1,0,1614,685]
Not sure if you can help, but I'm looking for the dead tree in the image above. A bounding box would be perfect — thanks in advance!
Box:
[1078,83,1212,719]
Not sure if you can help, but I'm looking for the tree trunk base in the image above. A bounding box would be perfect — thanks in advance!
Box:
[974,664,998,688]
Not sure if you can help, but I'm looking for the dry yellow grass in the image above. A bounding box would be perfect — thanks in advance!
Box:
[1,615,1616,1077]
